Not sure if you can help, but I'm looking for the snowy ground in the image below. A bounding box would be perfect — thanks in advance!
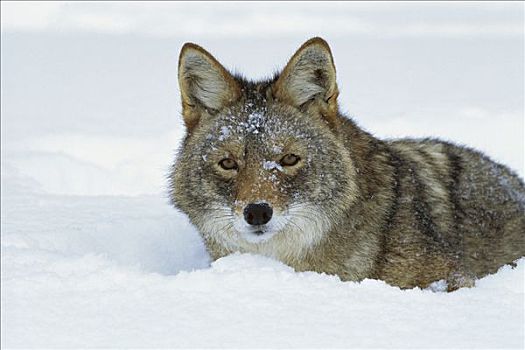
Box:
[2,2,524,348]
[2,188,524,348]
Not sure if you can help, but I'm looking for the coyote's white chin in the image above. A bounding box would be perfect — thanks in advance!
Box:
[233,213,288,243]
[199,203,331,259]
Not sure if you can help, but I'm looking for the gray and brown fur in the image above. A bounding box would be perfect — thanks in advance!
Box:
[170,37,525,291]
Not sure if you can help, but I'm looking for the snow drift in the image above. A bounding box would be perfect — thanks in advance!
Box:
[2,189,524,348]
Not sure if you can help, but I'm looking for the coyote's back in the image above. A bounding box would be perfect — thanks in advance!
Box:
[370,138,524,289]
[170,37,525,291]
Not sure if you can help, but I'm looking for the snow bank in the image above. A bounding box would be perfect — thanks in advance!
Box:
[2,189,524,348]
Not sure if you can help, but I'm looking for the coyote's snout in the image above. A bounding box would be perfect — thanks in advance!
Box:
[169,37,525,291]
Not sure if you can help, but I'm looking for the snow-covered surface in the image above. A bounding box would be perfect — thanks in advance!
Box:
[2,2,524,348]
[2,189,524,348]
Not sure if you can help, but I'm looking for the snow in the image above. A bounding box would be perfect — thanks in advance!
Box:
[2,2,524,348]
[2,189,524,348]
[218,125,231,141]
[2,182,524,348]
[263,160,283,172]
[427,279,449,293]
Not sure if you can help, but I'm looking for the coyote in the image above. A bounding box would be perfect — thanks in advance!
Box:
[170,37,524,291]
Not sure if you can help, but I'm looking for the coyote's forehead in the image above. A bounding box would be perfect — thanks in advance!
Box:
[198,101,327,155]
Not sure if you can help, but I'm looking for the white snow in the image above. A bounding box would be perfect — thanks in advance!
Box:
[427,279,449,293]
[218,125,231,141]
[2,182,524,348]
[1,190,523,347]
[2,2,524,348]
[263,160,283,172]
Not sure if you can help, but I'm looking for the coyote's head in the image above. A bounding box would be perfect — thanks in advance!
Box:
[170,38,359,258]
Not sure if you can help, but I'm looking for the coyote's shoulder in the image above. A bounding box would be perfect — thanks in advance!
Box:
[170,37,525,291]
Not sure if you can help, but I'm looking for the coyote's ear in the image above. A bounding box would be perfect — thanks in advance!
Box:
[272,38,339,124]
[178,43,240,130]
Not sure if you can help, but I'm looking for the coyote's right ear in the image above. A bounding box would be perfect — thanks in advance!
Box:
[178,43,240,130]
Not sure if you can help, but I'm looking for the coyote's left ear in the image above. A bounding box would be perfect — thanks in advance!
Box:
[272,37,339,125]
[178,43,241,130]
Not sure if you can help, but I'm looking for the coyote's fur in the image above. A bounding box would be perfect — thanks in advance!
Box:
[170,37,525,291]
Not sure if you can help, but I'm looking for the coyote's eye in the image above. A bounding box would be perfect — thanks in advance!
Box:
[219,158,238,170]
[280,154,301,167]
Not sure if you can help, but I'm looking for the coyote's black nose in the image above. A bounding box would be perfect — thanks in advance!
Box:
[243,203,273,226]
